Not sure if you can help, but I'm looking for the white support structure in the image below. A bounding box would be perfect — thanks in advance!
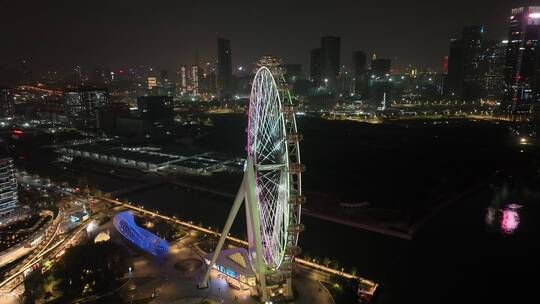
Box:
[198,157,269,300]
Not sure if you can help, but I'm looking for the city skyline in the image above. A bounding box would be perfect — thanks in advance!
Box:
[0,1,539,303]
[1,0,537,74]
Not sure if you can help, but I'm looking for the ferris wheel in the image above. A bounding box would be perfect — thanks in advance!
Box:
[248,67,304,272]
[200,66,305,301]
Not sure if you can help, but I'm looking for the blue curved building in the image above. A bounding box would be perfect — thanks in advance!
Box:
[113,211,169,256]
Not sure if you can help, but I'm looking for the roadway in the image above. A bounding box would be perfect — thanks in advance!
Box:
[0,174,103,302]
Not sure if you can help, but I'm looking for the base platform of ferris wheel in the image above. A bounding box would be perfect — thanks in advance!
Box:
[115,233,336,304]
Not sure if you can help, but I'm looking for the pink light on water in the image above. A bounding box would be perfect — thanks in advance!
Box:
[501,208,520,234]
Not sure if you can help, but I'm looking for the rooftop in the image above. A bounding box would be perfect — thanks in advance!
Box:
[204,247,255,278]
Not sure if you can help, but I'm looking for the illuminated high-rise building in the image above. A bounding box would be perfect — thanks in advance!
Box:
[73,65,83,87]
[443,56,449,74]
[0,87,14,117]
[446,25,484,101]
[462,25,484,101]
[64,88,109,128]
[504,6,540,109]
[0,140,18,225]
[256,56,285,78]
[217,38,232,100]
[147,77,157,89]
[480,40,507,100]
[200,67,217,96]
[191,65,200,95]
[179,65,188,93]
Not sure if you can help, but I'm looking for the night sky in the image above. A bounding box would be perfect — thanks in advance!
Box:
[0,0,537,73]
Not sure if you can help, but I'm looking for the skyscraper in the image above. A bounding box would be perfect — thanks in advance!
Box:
[147,77,157,89]
[353,51,367,77]
[283,64,302,84]
[352,51,367,96]
[320,36,340,91]
[179,65,188,93]
[256,56,285,79]
[480,40,507,100]
[446,25,484,101]
[504,6,540,109]
[371,58,391,77]
[0,87,14,117]
[191,65,200,95]
[200,71,216,95]
[0,140,19,225]
[73,65,83,87]
[443,56,449,74]
[310,48,322,87]
[64,88,109,124]
[446,38,465,98]
[159,70,169,84]
[19,59,32,85]
[217,38,232,101]
[462,25,484,101]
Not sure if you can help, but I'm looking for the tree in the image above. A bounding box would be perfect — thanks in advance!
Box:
[322,257,332,267]
[22,272,46,304]
[77,177,89,190]
[53,242,131,300]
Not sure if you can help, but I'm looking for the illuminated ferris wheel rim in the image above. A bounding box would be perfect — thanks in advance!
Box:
[247,66,302,271]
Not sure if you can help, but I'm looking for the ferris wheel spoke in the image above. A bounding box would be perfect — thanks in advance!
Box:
[258,121,283,164]
[258,112,276,160]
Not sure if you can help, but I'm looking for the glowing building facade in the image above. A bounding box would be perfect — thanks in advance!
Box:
[504,6,540,108]
[0,141,18,224]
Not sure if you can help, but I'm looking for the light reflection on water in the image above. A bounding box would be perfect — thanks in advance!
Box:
[485,183,523,235]
[501,204,521,234]
[485,204,522,234]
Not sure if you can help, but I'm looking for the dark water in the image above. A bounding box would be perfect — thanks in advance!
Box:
[197,115,531,216]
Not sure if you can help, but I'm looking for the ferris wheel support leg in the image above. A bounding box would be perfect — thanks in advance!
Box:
[198,177,246,289]
[245,158,269,302]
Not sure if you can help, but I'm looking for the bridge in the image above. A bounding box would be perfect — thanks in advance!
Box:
[17,85,62,96]
[110,180,164,197]
[111,177,235,199]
